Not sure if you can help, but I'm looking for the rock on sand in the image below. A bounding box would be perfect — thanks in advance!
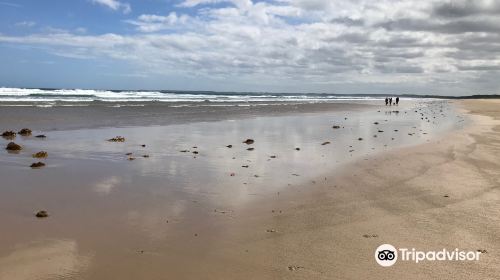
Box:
[6,142,22,151]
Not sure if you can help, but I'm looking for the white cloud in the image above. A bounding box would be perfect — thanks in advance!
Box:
[126,12,191,32]
[1,0,500,94]
[91,0,131,14]
[178,0,252,10]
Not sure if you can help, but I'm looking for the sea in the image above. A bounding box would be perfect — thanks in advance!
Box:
[0,87,405,104]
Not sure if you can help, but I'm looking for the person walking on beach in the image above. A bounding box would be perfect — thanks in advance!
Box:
[389,97,393,106]
[385,97,388,106]
[396,97,399,105]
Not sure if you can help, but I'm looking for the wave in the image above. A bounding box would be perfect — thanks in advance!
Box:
[0,87,418,103]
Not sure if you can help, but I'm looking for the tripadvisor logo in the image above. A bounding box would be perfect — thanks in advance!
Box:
[375,244,482,267]
[375,244,397,267]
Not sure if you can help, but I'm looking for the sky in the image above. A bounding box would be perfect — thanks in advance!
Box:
[0,0,499,95]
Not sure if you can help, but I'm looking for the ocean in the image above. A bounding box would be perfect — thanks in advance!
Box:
[0,87,390,104]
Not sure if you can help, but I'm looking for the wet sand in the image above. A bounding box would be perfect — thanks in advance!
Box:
[0,101,375,131]
[1,99,494,279]
[235,99,500,280]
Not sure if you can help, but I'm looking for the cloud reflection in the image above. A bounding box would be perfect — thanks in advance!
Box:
[93,176,122,195]
[0,239,91,280]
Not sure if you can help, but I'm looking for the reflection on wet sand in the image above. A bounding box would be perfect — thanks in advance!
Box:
[0,100,465,279]
[93,176,122,195]
[0,239,91,280]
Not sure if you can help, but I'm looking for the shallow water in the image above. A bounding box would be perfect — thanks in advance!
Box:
[0,100,464,279]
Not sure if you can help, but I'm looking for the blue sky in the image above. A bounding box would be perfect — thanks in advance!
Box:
[1,0,500,95]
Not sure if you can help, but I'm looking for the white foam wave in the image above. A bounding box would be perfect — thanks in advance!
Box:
[0,87,389,103]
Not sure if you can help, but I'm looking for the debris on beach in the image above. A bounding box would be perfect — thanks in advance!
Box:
[30,162,46,168]
[108,136,125,142]
[230,172,236,176]
[242,165,249,168]
[295,147,300,151]
[214,209,233,215]
[287,265,304,271]
[477,249,487,254]
[35,134,46,138]
[2,130,16,139]
[141,144,146,147]
[321,141,331,145]
[32,151,48,158]
[226,145,233,148]
[378,130,384,133]
[332,125,341,129]
[6,142,22,151]
[142,155,150,158]
[125,152,133,156]
[247,147,254,151]
[373,122,379,125]
[362,234,379,238]
[270,155,277,158]
[358,138,363,141]
[266,229,276,233]
[35,210,49,218]
[192,151,199,154]
[180,150,189,153]
[128,157,136,161]
[243,139,254,145]
[18,128,32,136]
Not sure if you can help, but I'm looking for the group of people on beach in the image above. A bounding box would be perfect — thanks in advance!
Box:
[385,97,399,106]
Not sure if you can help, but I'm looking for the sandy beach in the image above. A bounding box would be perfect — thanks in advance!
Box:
[0,99,499,279]
[230,99,500,280]
[4,0,500,278]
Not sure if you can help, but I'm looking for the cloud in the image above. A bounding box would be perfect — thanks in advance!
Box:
[178,0,252,9]
[378,18,500,34]
[91,0,131,14]
[1,0,500,94]
[0,1,21,8]
[15,21,36,28]
[125,13,191,32]
[433,0,500,18]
